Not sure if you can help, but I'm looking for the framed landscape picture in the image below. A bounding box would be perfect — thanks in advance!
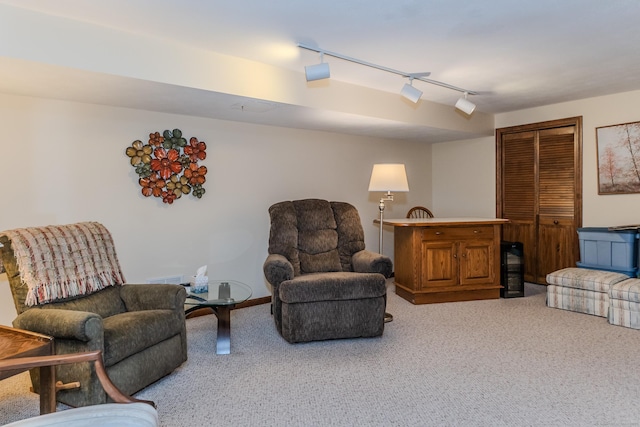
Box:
[596,121,640,194]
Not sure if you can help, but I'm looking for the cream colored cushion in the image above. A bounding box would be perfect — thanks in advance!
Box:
[546,267,630,292]
[5,403,157,427]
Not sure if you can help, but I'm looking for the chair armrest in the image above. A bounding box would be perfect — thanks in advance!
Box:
[0,350,155,408]
[263,254,294,287]
[352,250,393,278]
[13,309,103,342]
[120,284,186,311]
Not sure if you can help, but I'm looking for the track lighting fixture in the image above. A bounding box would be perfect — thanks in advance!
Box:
[455,92,476,115]
[305,53,330,81]
[400,78,423,103]
[298,43,478,110]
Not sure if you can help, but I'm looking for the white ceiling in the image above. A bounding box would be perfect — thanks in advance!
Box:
[2,0,640,142]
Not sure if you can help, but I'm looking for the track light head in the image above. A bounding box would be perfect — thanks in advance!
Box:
[400,79,422,103]
[455,92,476,115]
[305,62,330,81]
[305,52,330,81]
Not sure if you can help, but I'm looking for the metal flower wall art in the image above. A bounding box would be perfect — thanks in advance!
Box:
[126,129,207,204]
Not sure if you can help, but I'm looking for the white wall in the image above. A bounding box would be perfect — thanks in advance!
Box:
[431,136,496,217]
[432,89,640,226]
[0,93,432,325]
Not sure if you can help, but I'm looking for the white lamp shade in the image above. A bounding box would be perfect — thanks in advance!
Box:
[400,83,423,103]
[368,164,409,192]
[305,62,330,81]
[455,96,476,115]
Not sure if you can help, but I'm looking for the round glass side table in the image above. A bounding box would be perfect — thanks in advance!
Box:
[184,280,252,355]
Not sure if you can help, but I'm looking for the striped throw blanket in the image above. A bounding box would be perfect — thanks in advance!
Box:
[2,222,126,306]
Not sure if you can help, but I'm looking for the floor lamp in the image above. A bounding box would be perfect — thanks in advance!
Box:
[368,164,409,322]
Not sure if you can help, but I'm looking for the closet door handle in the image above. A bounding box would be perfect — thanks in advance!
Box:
[553,220,559,225]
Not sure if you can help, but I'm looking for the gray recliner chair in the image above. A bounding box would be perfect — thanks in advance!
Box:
[263,199,392,343]
[0,222,187,408]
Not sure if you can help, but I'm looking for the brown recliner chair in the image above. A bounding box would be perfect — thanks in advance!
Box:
[263,199,392,343]
[0,222,187,408]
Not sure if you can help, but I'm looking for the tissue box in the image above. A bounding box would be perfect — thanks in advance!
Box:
[190,275,208,293]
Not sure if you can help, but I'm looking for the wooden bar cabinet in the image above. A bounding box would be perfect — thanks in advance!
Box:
[381,218,509,304]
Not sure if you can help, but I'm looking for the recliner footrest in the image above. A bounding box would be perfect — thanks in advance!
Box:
[279,272,386,304]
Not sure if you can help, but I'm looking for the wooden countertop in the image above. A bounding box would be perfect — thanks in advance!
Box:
[375,217,509,227]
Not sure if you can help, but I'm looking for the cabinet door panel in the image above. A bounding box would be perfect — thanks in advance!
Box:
[459,240,494,285]
[537,127,579,282]
[500,130,537,283]
[502,220,536,282]
[537,217,577,283]
[538,127,576,218]
[421,241,457,288]
[502,131,536,221]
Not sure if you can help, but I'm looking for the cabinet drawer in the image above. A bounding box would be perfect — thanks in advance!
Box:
[422,226,494,240]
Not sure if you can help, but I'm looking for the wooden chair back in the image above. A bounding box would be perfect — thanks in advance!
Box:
[406,206,434,219]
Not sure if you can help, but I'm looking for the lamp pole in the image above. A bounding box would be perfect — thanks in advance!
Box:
[377,191,394,254]
[377,191,396,323]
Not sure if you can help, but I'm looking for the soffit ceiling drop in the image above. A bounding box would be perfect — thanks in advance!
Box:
[1,0,640,142]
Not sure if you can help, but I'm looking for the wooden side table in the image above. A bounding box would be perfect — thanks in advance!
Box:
[0,325,55,414]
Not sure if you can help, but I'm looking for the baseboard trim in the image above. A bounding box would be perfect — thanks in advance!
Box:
[237,296,271,309]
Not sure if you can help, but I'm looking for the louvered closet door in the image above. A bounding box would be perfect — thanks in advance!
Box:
[536,126,579,283]
[497,116,582,285]
[501,131,537,282]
